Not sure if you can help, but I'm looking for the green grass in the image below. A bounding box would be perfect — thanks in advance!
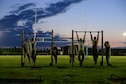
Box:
[0,55,126,84]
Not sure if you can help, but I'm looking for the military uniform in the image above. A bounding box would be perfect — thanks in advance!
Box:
[90,32,99,64]
[78,40,85,66]
[50,43,58,65]
[91,39,99,64]
[104,41,111,66]
[23,39,31,63]
[30,38,37,66]
[68,45,77,64]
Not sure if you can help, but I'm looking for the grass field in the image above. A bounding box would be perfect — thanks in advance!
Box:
[0,55,126,84]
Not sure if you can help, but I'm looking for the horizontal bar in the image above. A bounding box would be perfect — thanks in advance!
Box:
[37,41,71,43]
[73,30,102,33]
[36,40,78,43]
[37,37,51,39]
[24,32,52,35]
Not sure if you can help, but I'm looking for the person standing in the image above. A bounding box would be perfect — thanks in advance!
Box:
[30,36,37,66]
[23,39,31,64]
[104,41,112,66]
[50,43,58,66]
[76,31,86,66]
[68,45,77,64]
[90,32,99,64]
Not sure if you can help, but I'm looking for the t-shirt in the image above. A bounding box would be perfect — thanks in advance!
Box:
[105,44,111,56]
[23,41,30,54]
[68,45,77,54]
[92,39,98,49]
[78,40,84,51]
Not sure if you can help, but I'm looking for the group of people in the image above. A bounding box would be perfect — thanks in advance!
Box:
[50,31,112,67]
[23,36,37,66]
[23,32,111,67]
[68,31,112,66]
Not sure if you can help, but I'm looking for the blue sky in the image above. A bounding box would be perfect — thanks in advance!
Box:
[0,0,126,48]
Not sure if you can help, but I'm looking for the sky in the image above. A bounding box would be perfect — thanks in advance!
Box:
[0,0,126,48]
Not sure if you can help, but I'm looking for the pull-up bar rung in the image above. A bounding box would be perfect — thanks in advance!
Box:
[73,30,102,33]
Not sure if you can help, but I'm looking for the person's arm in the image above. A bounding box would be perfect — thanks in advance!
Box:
[76,31,79,41]
[34,33,37,43]
[90,32,93,41]
[83,32,86,43]
[68,46,71,54]
[97,32,99,41]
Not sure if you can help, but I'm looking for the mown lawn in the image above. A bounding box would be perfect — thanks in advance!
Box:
[0,55,126,84]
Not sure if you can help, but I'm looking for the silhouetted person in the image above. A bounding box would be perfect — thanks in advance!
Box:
[50,43,58,66]
[68,45,77,64]
[23,39,31,64]
[90,32,99,64]
[76,31,86,66]
[104,41,112,66]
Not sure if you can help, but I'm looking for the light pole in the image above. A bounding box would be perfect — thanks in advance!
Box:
[123,33,126,41]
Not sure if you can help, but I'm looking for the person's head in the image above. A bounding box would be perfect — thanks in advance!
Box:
[79,38,82,42]
[52,43,56,47]
[104,41,109,47]
[25,39,28,42]
[94,37,96,40]
[31,38,34,41]
[106,41,109,44]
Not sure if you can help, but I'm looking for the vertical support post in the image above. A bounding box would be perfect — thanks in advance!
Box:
[72,30,74,67]
[21,29,24,67]
[101,30,104,66]
[50,30,54,66]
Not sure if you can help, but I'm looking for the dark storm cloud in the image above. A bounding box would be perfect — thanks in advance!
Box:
[10,3,36,14]
[0,0,83,47]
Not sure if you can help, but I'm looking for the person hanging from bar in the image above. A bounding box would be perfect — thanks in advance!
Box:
[30,33,37,67]
[68,44,77,64]
[76,31,86,66]
[104,41,112,66]
[90,32,99,64]
[50,43,58,66]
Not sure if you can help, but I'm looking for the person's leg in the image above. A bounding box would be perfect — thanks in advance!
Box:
[95,53,98,64]
[82,54,84,63]
[54,55,57,64]
[78,52,82,66]
[73,55,75,63]
[27,53,31,64]
[69,54,72,64]
[93,49,96,64]
[93,53,96,64]
[50,55,53,66]
[78,53,81,62]
[31,50,36,66]
[24,53,26,65]
[106,55,111,66]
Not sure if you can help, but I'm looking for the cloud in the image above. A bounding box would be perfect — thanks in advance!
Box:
[9,3,36,14]
[0,0,83,47]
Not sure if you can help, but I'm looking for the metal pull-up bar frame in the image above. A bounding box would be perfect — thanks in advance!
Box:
[71,30,104,67]
[74,31,102,33]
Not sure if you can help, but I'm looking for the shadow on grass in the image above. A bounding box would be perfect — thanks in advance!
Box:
[64,74,83,84]
[107,74,126,84]
[0,78,43,84]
